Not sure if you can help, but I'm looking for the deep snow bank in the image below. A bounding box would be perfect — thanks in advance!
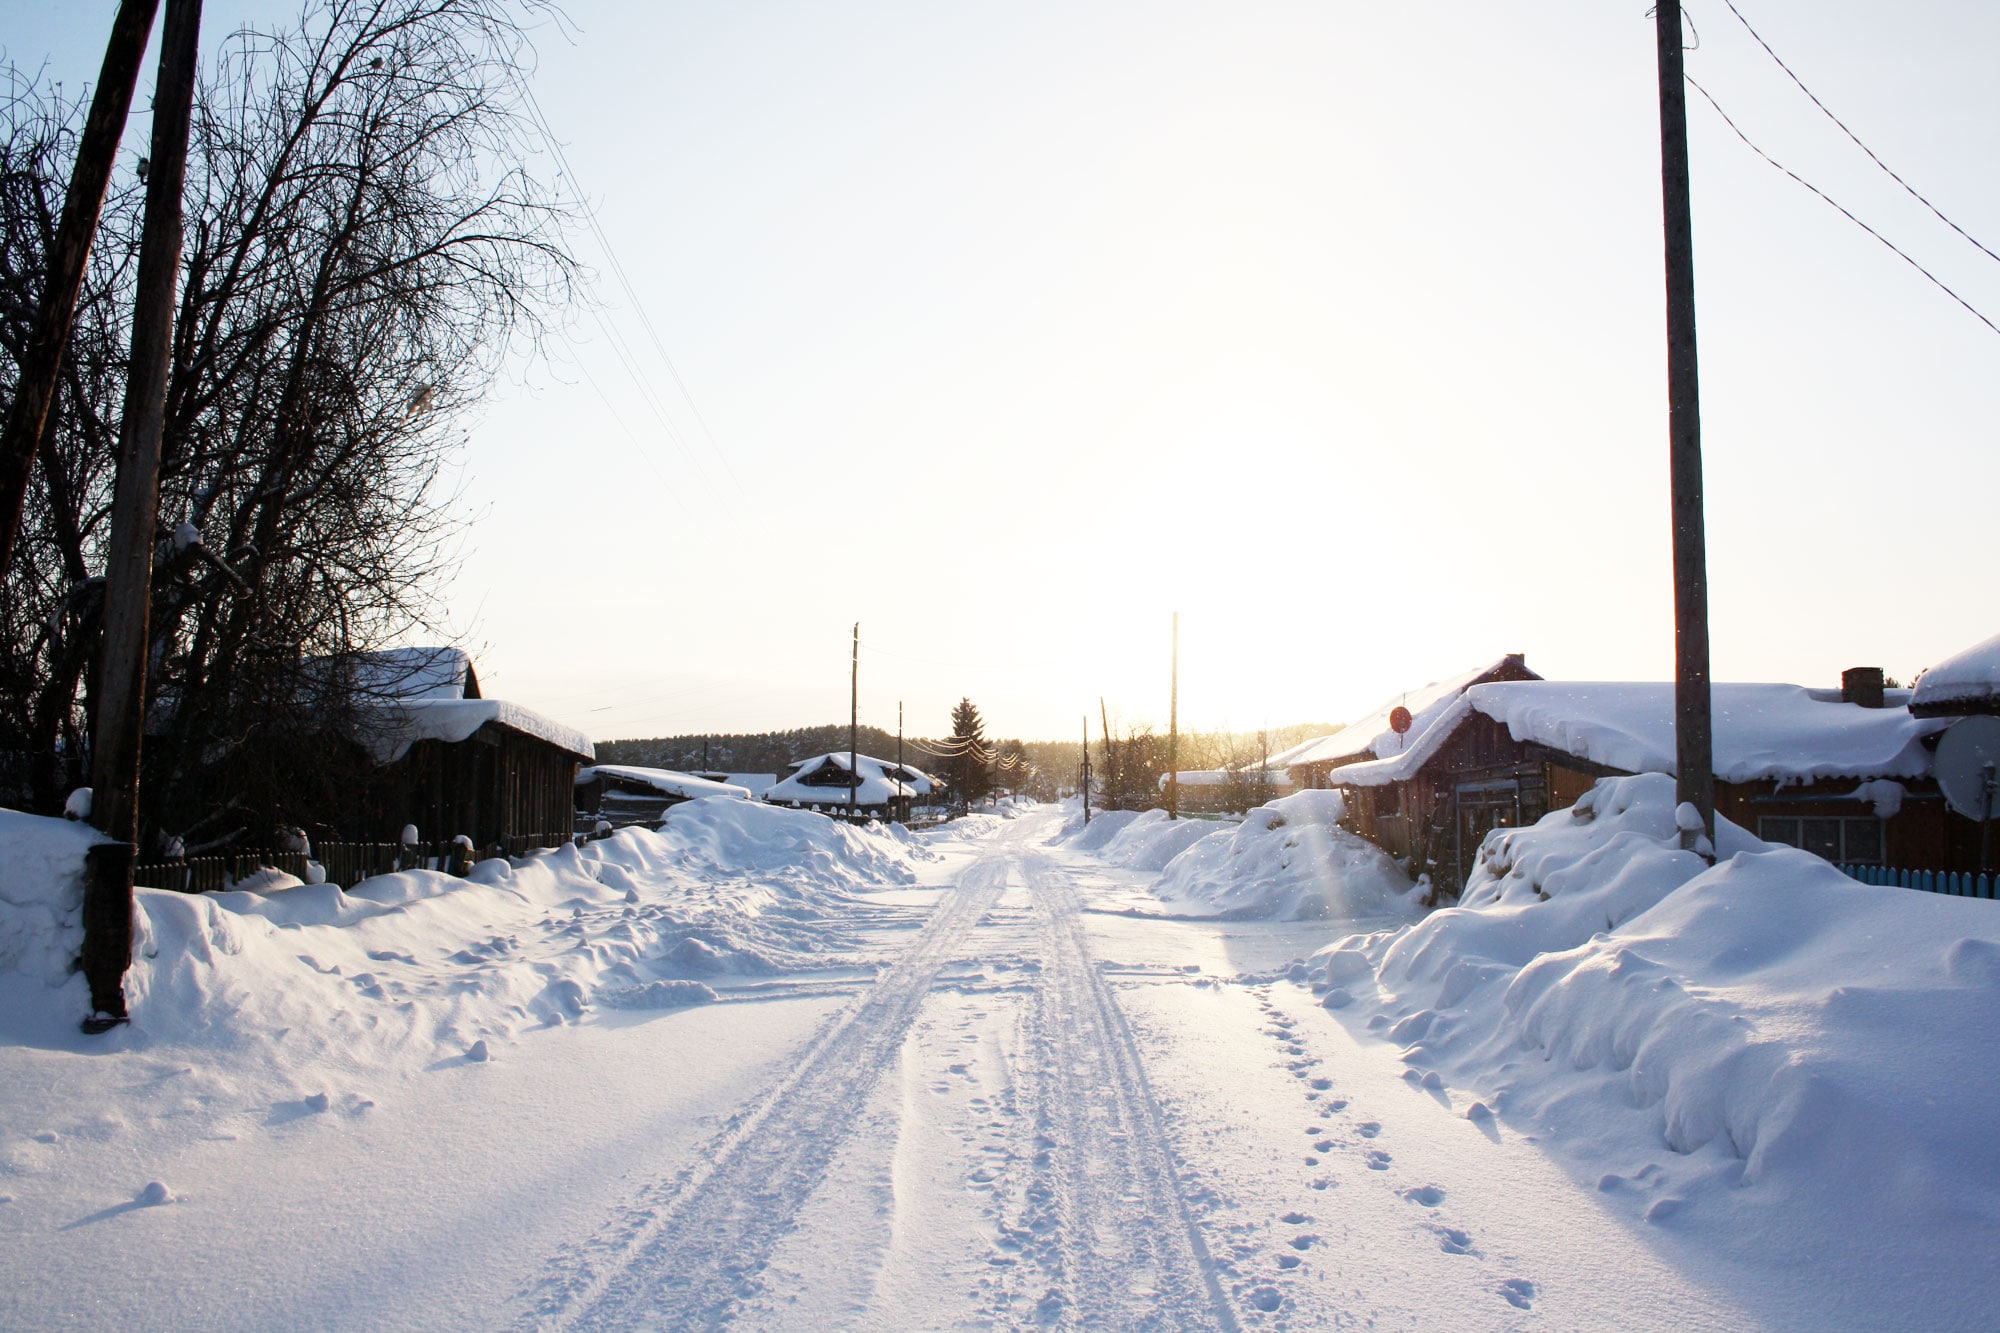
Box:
[1058,792,1420,921]
[0,798,929,1074]
[1313,774,2000,1324]
[1058,807,1217,872]
[1152,791,1419,920]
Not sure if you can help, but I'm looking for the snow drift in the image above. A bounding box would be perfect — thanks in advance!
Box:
[1150,791,1418,920]
[0,798,931,1073]
[1060,792,1419,922]
[1313,773,2000,1328]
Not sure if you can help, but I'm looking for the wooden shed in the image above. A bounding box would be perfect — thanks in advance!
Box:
[341,649,594,851]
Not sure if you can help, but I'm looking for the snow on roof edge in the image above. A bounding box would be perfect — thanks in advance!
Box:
[356,698,594,764]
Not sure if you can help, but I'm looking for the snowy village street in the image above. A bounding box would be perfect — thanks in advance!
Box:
[520,808,1759,1331]
[8,791,2000,1331]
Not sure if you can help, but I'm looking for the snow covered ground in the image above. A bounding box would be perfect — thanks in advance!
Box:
[2,790,1994,1329]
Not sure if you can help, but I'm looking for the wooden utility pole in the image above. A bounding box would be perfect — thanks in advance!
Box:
[1081,714,1091,825]
[1167,611,1180,820]
[849,622,859,822]
[0,0,162,570]
[82,0,204,1032]
[1654,0,1716,854]
[1099,697,1115,806]
[897,700,904,818]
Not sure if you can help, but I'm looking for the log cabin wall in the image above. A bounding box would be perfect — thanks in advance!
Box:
[382,723,581,847]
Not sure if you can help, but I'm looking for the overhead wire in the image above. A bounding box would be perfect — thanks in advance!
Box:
[522,86,739,502]
[1715,0,2000,270]
[1683,74,2000,339]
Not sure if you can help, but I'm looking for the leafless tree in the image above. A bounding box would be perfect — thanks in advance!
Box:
[0,0,578,847]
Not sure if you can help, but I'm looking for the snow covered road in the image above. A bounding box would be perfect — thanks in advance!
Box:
[529,817,1235,1330]
[516,808,1754,1331]
[6,801,1895,1329]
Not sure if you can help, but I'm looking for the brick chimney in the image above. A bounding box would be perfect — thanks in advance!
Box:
[1842,666,1886,708]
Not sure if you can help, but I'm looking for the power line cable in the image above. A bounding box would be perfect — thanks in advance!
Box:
[524,88,744,499]
[1715,0,2000,270]
[1684,75,2000,339]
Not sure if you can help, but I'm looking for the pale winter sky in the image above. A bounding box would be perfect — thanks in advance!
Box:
[14,2,2000,744]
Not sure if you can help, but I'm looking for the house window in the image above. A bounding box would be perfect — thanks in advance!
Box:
[1759,815,1885,864]
[1376,787,1401,819]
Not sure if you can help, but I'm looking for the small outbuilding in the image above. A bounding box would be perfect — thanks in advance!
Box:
[575,765,751,829]
[341,648,594,852]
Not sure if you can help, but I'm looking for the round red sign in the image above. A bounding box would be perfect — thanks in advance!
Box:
[1389,705,1413,735]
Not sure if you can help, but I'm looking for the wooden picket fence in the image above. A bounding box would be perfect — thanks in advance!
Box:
[1841,863,1995,900]
[132,833,572,894]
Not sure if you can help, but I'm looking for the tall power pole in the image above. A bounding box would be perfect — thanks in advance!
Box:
[1100,697,1114,807]
[1654,0,1716,854]
[1081,715,1092,825]
[82,0,204,1032]
[1167,611,1180,821]
[849,622,859,822]
[896,700,904,818]
[0,0,161,569]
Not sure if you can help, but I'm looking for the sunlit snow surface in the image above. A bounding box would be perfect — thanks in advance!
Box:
[2,792,1995,1330]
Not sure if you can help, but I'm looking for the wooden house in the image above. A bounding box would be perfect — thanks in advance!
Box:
[1271,654,1541,791]
[1322,673,1970,895]
[763,752,924,822]
[340,648,594,852]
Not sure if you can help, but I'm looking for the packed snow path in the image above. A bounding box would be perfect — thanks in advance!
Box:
[515,809,1748,1331]
[528,819,1234,1330]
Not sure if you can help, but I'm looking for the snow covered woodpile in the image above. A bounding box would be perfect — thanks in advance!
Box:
[763,752,933,821]
[574,765,751,829]
[1319,676,1971,893]
[1309,772,2000,1331]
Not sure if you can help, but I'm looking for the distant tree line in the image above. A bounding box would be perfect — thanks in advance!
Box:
[599,716,1340,815]
[597,725,927,779]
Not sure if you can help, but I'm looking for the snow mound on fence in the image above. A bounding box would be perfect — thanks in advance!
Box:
[1312,772,2000,1327]
[0,801,930,1078]
[1152,790,1421,921]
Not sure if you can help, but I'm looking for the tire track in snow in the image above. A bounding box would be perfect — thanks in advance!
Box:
[520,862,1008,1331]
[1015,849,1240,1332]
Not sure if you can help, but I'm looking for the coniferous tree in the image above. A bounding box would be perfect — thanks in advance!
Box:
[943,697,992,810]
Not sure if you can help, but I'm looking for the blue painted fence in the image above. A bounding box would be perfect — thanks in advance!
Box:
[1840,864,1995,900]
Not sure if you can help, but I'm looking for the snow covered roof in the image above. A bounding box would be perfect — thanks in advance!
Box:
[1273,655,1539,772]
[319,646,593,765]
[1324,680,1950,789]
[324,646,479,702]
[354,699,594,765]
[578,765,750,801]
[1911,630,2000,716]
[765,752,925,807]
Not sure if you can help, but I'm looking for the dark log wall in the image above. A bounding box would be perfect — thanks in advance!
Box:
[383,723,580,847]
